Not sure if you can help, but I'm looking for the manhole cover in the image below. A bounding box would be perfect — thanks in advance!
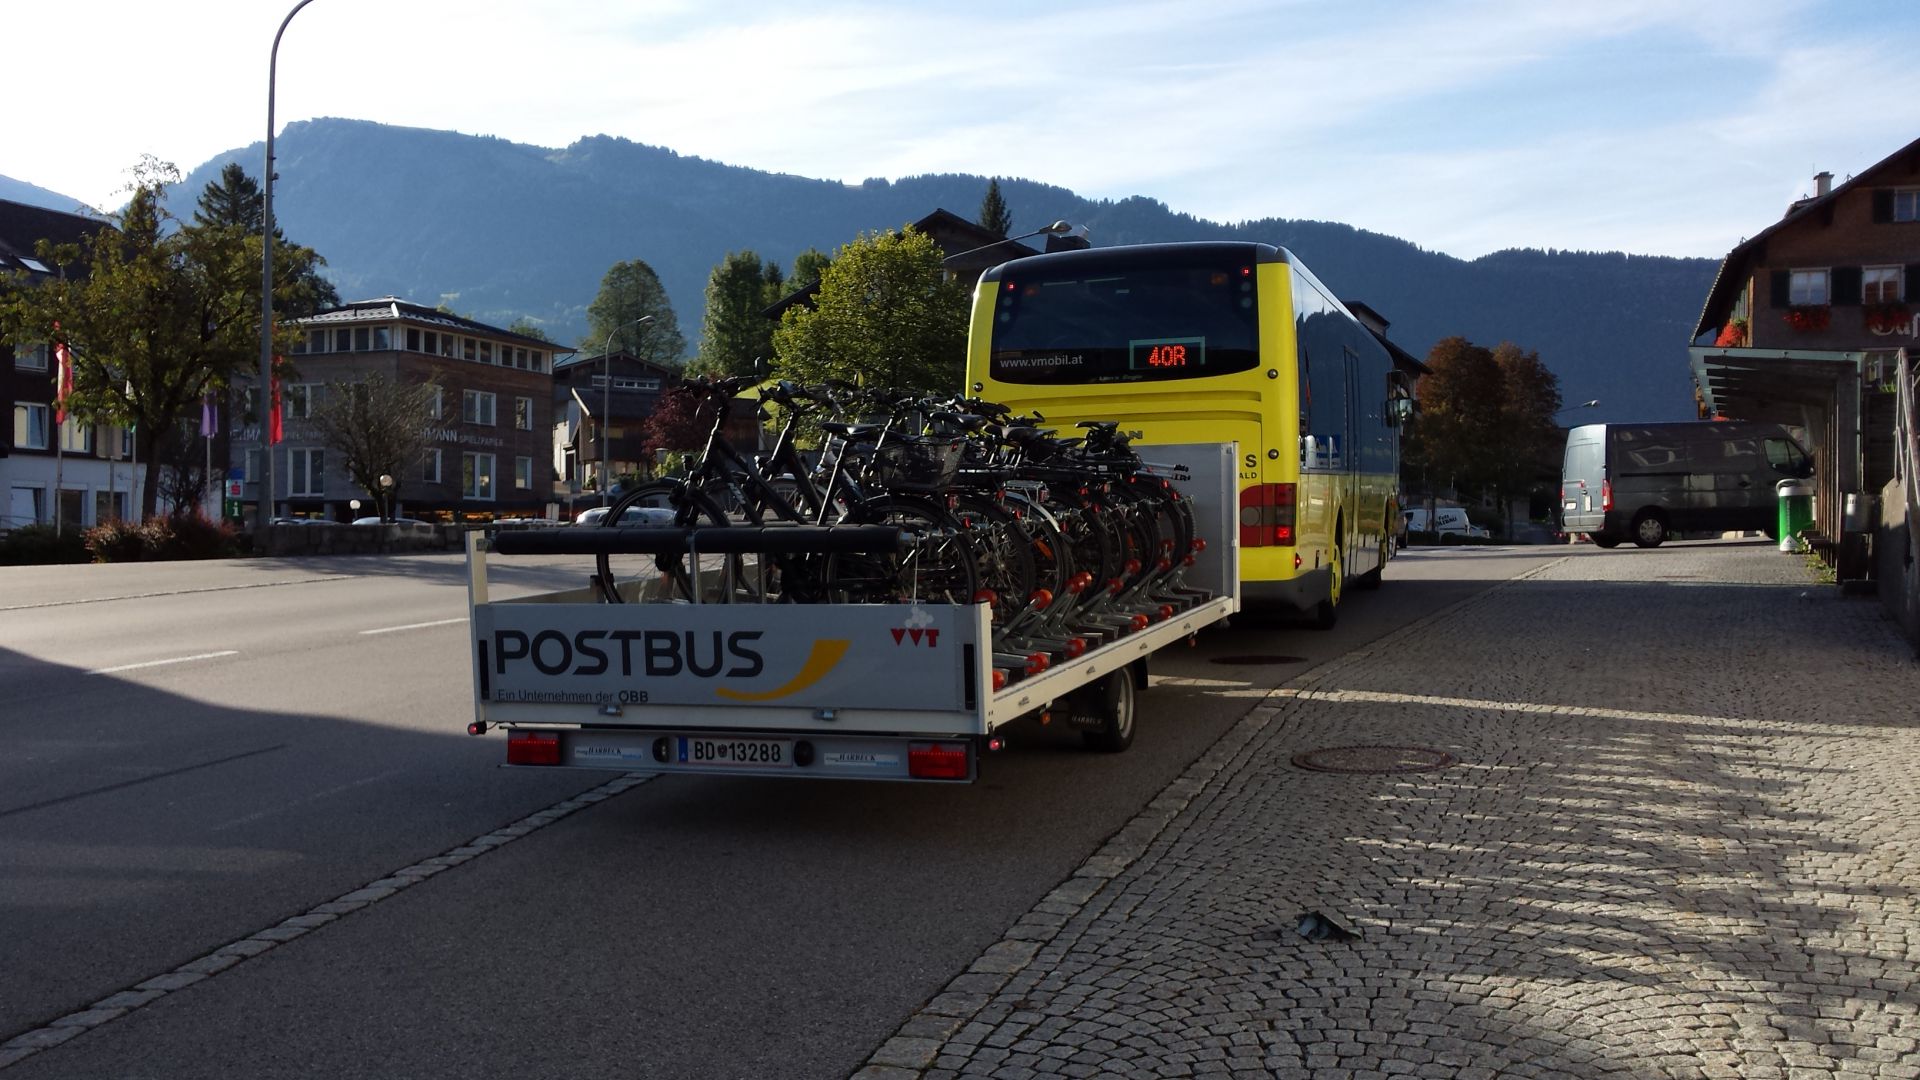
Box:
[1291,745,1458,774]
[1209,655,1306,666]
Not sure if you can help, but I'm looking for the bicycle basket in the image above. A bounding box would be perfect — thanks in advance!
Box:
[871,436,964,493]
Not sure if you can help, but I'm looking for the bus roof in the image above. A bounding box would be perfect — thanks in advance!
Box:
[978,241,1292,284]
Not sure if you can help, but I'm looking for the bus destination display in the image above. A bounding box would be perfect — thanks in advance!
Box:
[1130,337,1206,371]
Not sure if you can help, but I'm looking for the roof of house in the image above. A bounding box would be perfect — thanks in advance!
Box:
[761,208,1046,319]
[0,198,111,279]
[1692,135,1920,340]
[297,296,570,352]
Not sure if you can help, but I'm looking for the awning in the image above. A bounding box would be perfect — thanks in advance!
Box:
[1688,346,1863,424]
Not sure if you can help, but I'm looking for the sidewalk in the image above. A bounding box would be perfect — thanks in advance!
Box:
[858,543,1920,1080]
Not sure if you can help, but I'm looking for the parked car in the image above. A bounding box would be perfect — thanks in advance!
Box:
[1402,507,1490,542]
[573,505,677,527]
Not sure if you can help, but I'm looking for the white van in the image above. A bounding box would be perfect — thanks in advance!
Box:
[1403,506,1490,542]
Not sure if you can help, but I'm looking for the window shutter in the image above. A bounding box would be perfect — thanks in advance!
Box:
[1872,190,1894,224]
[1770,270,1791,308]
[1831,266,1862,306]
[1906,265,1920,303]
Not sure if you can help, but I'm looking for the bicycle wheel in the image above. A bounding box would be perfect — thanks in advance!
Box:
[596,480,731,603]
[952,492,1037,624]
[826,495,980,605]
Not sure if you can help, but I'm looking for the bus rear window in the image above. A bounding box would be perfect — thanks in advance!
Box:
[988,261,1259,384]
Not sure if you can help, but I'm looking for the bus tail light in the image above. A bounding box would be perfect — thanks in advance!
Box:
[1239,484,1298,547]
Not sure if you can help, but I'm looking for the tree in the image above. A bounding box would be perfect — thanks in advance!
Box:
[771,228,970,393]
[506,317,553,343]
[788,248,832,290]
[694,250,781,378]
[1403,336,1562,534]
[641,384,720,476]
[306,372,439,521]
[584,259,685,369]
[192,162,339,316]
[978,179,1013,239]
[0,158,326,518]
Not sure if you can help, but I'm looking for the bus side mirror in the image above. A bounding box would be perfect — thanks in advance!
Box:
[1386,398,1415,427]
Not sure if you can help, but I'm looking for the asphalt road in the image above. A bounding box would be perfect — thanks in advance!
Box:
[0,543,1557,1078]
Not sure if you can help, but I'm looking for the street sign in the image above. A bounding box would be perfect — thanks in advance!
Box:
[227,481,244,498]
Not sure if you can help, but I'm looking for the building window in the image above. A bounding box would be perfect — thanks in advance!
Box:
[14,343,49,371]
[442,334,458,358]
[463,452,496,500]
[122,428,136,459]
[351,327,369,351]
[59,417,94,454]
[463,338,477,362]
[245,448,262,482]
[462,390,496,426]
[407,328,422,352]
[285,383,317,420]
[289,447,326,496]
[334,328,353,352]
[1864,266,1904,305]
[424,448,442,484]
[515,455,532,489]
[514,396,533,430]
[1896,189,1920,224]
[13,403,50,450]
[372,327,390,350]
[530,351,544,373]
[478,341,493,365]
[9,486,46,526]
[430,386,444,419]
[1789,269,1829,306]
[94,490,127,525]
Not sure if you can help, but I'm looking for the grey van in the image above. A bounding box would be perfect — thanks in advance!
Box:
[1560,421,1812,548]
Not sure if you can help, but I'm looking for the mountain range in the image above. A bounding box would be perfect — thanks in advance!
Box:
[10,117,1723,422]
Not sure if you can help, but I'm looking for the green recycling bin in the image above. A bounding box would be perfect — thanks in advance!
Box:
[1776,478,1814,551]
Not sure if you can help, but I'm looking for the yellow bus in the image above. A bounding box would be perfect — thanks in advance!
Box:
[963,241,1409,627]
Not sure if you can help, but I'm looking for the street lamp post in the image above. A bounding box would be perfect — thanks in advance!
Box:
[258,0,319,545]
[601,316,653,507]
[940,220,1078,269]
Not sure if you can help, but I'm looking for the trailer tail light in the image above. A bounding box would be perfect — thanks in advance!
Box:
[908,741,969,780]
[992,669,1008,692]
[507,730,561,766]
[1601,479,1613,512]
[1239,483,1297,547]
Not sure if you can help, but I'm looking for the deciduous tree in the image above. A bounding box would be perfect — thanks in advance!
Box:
[771,228,969,393]
[0,158,327,517]
[694,250,780,378]
[307,372,439,521]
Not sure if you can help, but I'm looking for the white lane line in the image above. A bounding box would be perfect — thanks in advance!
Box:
[0,771,654,1069]
[359,617,467,636]
[87,651,239,676]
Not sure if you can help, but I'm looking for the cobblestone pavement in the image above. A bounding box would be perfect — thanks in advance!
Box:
[856,544,1920,1080]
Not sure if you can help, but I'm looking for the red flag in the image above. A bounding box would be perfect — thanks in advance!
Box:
[53,324,72,425]
[269,372,283,446]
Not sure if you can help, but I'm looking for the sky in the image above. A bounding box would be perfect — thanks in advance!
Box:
[7,0,1920,261]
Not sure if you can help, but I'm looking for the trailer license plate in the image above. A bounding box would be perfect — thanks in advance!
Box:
[678,736,792,768]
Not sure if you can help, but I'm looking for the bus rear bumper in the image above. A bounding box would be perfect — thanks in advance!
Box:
[1240,567,1331,613]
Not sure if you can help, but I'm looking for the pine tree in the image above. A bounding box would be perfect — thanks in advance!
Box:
[978,179,1013,238]
[694,250,779,378]
[584,259,686,369]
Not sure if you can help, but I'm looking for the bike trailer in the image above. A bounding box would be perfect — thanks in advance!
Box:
[464,443,1239,782]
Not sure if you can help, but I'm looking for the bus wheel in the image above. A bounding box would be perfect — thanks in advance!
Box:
[1077,669,1137,753]
[1312,531,1343,629]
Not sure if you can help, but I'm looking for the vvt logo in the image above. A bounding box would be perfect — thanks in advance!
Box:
[891,605,940,647]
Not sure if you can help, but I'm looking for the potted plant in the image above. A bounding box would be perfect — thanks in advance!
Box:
[1865,302,1911,335]
[1714,317,1749,347]
[1783,304,1831,332]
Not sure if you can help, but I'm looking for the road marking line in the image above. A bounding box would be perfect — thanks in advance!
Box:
[1275,687,1749,727]
[358,617,467,636]
[87,651,239,675]
[0,771,655,1069]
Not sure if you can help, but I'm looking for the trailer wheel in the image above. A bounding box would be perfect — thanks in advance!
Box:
[1077,669,1137,753]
